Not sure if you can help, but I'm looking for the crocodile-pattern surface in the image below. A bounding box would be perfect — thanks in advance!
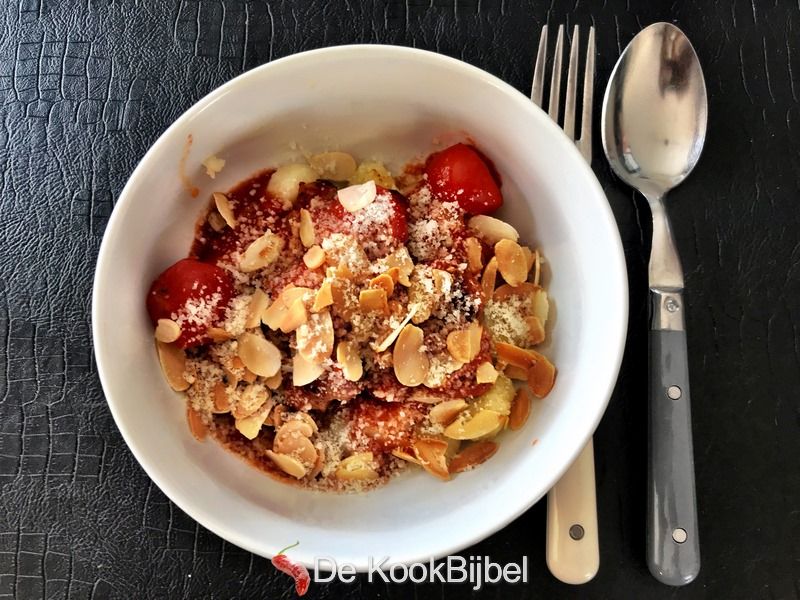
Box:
[1,1,798,598]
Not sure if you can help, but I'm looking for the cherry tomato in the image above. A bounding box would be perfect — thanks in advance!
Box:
[146,258,234,348]
[425,143,503,215]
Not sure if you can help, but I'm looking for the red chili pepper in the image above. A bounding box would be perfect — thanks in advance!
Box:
[271,542,310,596]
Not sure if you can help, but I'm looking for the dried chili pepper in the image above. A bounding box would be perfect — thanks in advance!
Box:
[271,541,310,596]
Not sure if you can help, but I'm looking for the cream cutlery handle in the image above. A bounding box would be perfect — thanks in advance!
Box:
[546,438,599,584]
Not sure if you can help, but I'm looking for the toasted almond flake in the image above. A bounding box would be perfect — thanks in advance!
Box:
[299,208,316,247]
[493,282,542,301]
[532,288,550,325]
[449,441,498,473]
[213,192,237,228]
[495,239,528,286]
[308,151,357,180]
[337,180,377,212]
[336,340,363,382]
[155,318,181,343]
[207,211,226,231]
[504,364,529,381]
[464,237,483,272]
[292,412,319,434]
[309,446,325,479]
[446,322,482,364]
[237,332,281,377]
[468,215,520,244]
[292,352,325,386]
[312,280,334,312]
[335,452,379,480]
[296,310,334,363]
[279,297,308,333]
[370,273,395,297]
[476,361,499,384]
[443,409,505,440]
[239,230,284,272]
[245,289,269,329]
[384,247,414,286]
[527,352,556,398]
[155,340,189,391]
[495,341,538,369]
[412,438,450,480]
[263,286,312,330]
[242,367,257,384]
[429,399,468,425]
[303,245,326,269]
[482,257,498,298]
[391,448,420,465]
[509,388,531,430]
[202,155,226,178]
[522,245,535,272]
[267,164,318,206]
[266,450,307,479]
[393,324,429,387]
[235,400,273,439]
[264,371,282,390]
[359,288,389,313]
[187,407,208,441]
[335,261,353,279]
[207,327,233,343]
[231,383,270,419]
[271,404,286,428]
[375,305,418,352]
[525,315,546,345]
[212,382,231,413]
[274,421,317,465]
[532,249,542,285]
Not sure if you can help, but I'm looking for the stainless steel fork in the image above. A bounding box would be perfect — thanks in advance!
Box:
[532,24,600,585]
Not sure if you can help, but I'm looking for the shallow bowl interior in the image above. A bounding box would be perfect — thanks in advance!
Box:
[93,45,627,570]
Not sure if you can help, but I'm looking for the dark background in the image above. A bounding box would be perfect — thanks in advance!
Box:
[1,0,798,598]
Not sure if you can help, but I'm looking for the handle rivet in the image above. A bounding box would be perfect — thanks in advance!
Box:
[569,524,584,540]
[667,385,682,400]
[664,297,679,312]
[672,528,687,543]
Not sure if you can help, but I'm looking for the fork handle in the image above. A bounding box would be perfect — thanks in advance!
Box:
[648,297,700,586]
[546,439,599,584]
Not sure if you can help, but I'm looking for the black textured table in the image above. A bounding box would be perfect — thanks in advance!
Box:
[2,1,798,598]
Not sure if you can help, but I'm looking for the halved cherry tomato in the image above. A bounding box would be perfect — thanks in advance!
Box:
[146,258,234,348]
[425,143,503,215]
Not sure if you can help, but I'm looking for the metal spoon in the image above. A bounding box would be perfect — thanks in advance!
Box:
[602,22,706,586]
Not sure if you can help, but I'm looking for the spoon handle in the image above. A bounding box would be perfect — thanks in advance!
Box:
[648,291,700,586]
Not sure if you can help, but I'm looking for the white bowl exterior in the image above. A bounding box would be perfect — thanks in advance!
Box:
[93,45,627,570]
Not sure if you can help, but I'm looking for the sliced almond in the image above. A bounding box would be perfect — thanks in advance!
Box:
[207,327,233,343]
[155,319,181,344]
[155,340,189,391]
[359,288,388,313]
[291,412,319,434]
[237,332,281,377]
[393,324,429,387]
[213,192,237,228]
[241,367,258,384]
[309,151,357,180]
[245,289,269,329]
[384,267,401,283]
[446,323,483,364]
[312,280,334,313]
[232,383,270,419]
[309,446,325,479]
[266,450,307,479]
[292,352,325,386]
[303,245,326,269]
[495,341,538,369]
[492,282,542,301]
[443,409,505,440]
[296,310,334,363]
[279,297,308,333]
[494,239,528,287]
[391,448,420,465]
[267,164,318,206]
[274,421,317,465]
[187,407,208,441]
[428,399,468,425]
[207,211,226,231]
[384,247,414,286]
[299,208,316,247]
[525,316,546,345]
[370,273,395,297]
[522,245,535,272]
[532,287,550,325]
[481,257,498,298]
[239,230,284,273]
[375,305,418,352]
[264,371,282,390]
[532,249,542,285]
[335,452,379,481]
[504,364,529,381]
[412,438,450,480]
[527,352,556,398]
[464,237,483,272]
[337,180,377,212]
[476,362,499,384]
[336,340,363,382]
[449,441,498,473]
[509,388,531,430]
[212,382,231,413]
[235,400,273,439]
[271,404,286,428]
[468,215,520,244]
[263,286,312,330]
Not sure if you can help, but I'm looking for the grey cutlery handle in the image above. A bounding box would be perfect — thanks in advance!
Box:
[648,326,700,586]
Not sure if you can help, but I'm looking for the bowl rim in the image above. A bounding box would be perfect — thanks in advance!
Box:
[92,43,628,568]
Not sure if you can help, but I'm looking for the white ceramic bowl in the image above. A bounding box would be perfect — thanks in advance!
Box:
[93,45,627,570]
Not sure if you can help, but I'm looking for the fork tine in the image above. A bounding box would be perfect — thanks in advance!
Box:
[531,25,548,106]
[563,26,580,140]
[579,26,596,162]
[547,25,564,121]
